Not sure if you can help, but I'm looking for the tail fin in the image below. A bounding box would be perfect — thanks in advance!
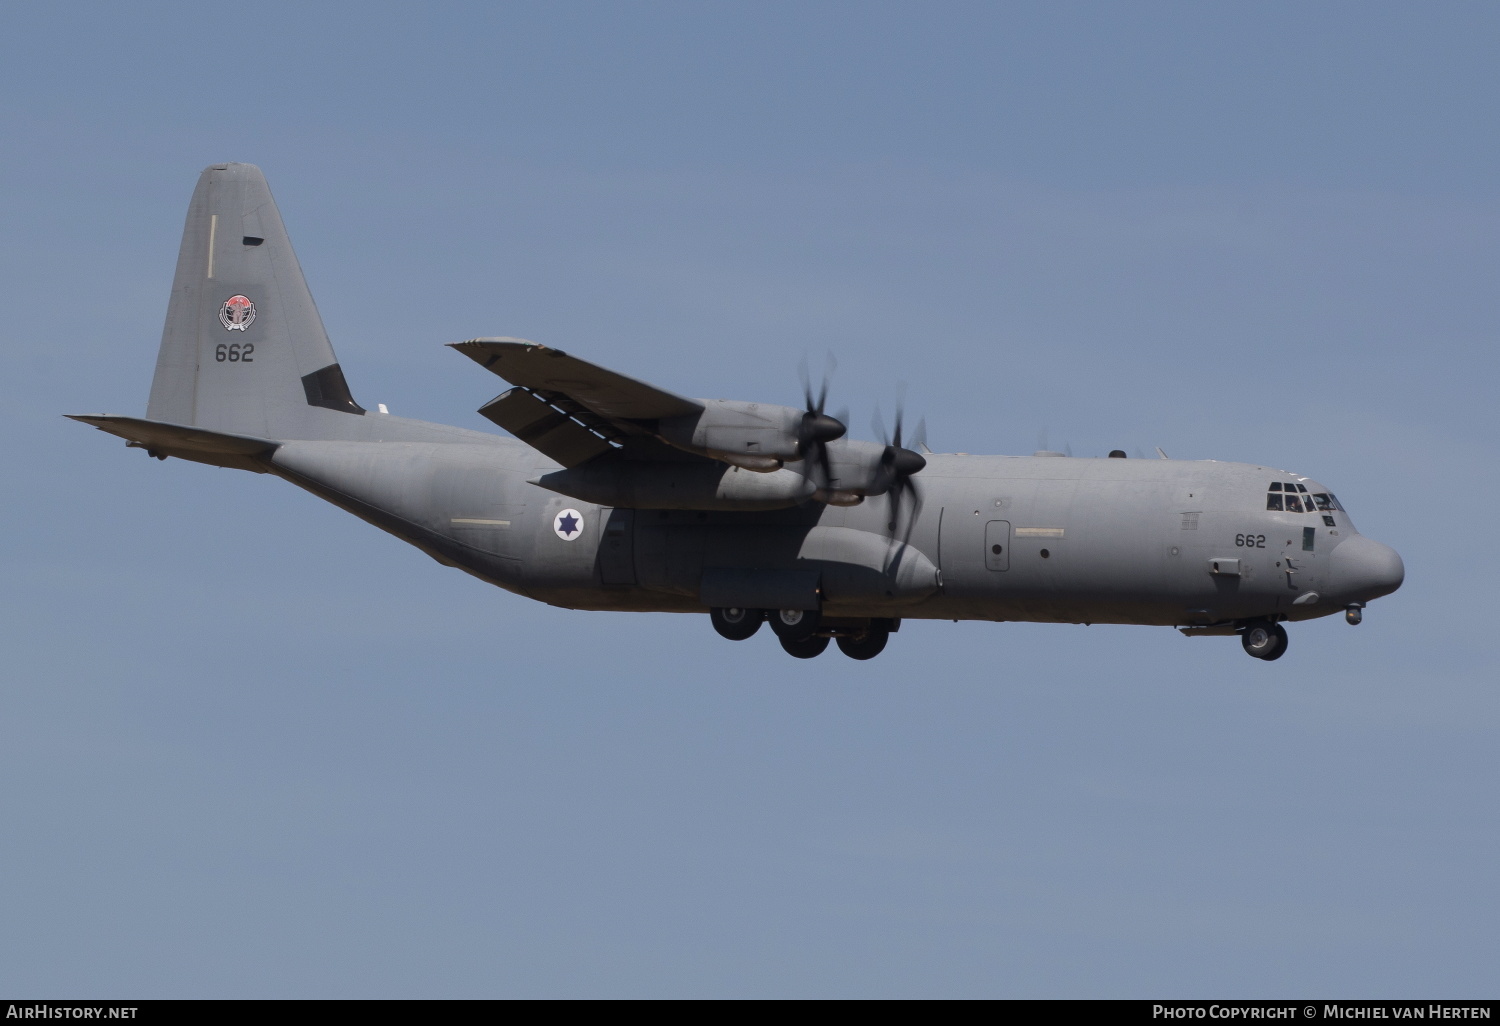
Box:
[146,163,365,438]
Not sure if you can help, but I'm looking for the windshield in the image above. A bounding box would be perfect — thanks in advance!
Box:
[1265,481,1343,513]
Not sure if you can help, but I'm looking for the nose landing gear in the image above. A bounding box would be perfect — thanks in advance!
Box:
[1240,620,1289,661]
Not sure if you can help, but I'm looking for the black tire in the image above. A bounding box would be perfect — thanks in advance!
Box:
[710,606,763,641]
[769,608,821,643]
[1241,621,1289,661]
[779,634,830,659]
[836,626,889,660]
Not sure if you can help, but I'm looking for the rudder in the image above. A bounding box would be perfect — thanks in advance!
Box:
[147,163,365,438]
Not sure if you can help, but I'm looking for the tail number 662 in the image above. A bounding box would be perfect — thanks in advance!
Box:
[215,342,255,363]
[1236,533,1266,548]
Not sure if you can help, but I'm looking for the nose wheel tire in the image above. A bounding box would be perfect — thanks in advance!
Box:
[710,606,763,641]
[836,626,890,660]
[779,634,830,659]
[770,608,822,643]
[1241,621,1289,661]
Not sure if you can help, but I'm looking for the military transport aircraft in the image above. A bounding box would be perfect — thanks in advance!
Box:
[71,163,1404,661]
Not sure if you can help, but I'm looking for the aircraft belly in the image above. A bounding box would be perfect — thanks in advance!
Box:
[538,514,946,614]
[632,523,908,603]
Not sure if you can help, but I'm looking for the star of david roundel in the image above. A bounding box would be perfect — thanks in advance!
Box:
[552,508,584,541]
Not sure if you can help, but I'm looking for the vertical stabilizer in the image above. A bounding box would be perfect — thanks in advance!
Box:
[147,163,364,438]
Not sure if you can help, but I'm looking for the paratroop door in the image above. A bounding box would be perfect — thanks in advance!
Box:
[984,520,1010,571]
[600,508,636,585]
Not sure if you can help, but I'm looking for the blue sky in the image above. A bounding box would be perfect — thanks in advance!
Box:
[2,1,1497,997]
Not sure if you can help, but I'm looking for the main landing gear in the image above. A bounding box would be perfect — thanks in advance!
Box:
[709,608,896,660]
[1240,619,1289,661]
[709,606,762,641]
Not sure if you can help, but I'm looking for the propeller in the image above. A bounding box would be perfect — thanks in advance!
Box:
[797,355,846,489]
[872,396,927,536]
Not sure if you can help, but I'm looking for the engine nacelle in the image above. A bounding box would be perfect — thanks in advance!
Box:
[656,400,839,470]
[533,459,818,511]
[820,438,914,492]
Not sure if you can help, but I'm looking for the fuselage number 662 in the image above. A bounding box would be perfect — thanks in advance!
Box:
[1236,533,1266,548]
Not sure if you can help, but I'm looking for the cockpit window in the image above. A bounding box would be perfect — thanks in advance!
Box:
[1266,482,1342,514]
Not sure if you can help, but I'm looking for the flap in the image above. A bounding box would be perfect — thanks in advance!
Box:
[477,388,613,468]
[451,338,702,421]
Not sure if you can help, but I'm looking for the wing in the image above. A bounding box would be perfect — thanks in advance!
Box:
[450,338,700,419]
[450,338,707,467]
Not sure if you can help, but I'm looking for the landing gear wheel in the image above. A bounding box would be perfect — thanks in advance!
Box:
[836,626,889,660]
[710,607,763,641]
[779,634,830,659]
[1241,621,1289,661]
[770,608,822,643]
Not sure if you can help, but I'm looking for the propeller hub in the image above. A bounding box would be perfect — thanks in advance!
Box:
[888,447,926,477]
[802,412,846,445]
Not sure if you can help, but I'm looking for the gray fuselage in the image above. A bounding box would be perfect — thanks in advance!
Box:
[266,424,1404,629]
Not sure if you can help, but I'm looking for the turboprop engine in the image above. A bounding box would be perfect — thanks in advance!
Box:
[654,399,846,472]
[534,459,818,511]
[532,432,927,515]
[806,411,927,521]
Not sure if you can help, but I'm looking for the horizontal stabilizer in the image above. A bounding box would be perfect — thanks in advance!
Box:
[451,339,702,421]
[67,415,278,471]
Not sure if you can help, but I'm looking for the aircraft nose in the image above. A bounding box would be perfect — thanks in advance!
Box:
[1329,534,1405,602]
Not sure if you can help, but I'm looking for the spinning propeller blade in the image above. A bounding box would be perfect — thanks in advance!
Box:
[873,394,927,536]
[797,355,845,488]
